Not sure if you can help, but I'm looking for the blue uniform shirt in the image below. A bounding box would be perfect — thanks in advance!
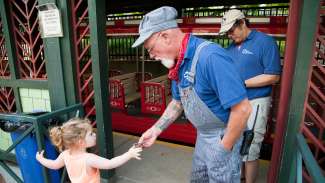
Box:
[172,35,247,123]
[227,30,281,100]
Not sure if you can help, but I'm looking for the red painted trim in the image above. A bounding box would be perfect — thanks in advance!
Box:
[78,16,288,35]
[71,0,83,101]
[0,21,11,78]
[9,0,46,79]
[111,111,196,145]
[104,24,287,35]
[268,1,303,182]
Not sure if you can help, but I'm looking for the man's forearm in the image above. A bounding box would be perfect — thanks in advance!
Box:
[245,74,280,88]
[154,99,183,131]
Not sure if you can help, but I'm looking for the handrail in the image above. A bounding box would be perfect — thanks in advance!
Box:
[296,133,325,183]
[35,103,84,122]
[0,103,84,183]
[0,161,23,183]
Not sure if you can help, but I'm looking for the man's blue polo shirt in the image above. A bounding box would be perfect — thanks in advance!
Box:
[227,30,281,100]
[171,35,247,123]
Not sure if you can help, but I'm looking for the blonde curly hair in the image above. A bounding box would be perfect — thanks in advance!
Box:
[49,118,93,151]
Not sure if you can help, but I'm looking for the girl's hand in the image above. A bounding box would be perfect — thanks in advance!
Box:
[36,150,45,161]
[127,146,143,160]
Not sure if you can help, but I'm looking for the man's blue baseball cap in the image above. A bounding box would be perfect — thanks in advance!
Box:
[132,6,178,48]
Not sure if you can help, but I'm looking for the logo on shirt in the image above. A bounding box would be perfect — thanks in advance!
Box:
[184,71,194,83]
[242,49,254,55]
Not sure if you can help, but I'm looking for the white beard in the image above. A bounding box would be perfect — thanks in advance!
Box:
[159,58,175,69]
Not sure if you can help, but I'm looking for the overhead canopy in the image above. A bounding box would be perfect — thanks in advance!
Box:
[106,0,289,14]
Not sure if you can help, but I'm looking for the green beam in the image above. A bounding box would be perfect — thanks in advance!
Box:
[34,121,50,183]
[36,103,83,122]
[87,0,114,180]
[0,79,48,89]
[12,87,22,113]
[296,134,325,183]
[57,0,79,106]
[4,127,34,154]
[0,0,19,79]
[38,0,67,111]
[0,161,23,183]
[278,0,321,182]
[0,78,48,113]
[0,0,22,112]
[296,150,302,183]
[60,168,68,183]
[0,150,16,163]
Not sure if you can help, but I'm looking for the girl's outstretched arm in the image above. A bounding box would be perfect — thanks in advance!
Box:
[86,146,142,169]
[36,150,65,170]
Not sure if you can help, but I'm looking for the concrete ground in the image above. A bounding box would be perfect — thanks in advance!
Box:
[0,132,269,183]
[110,132,193,183]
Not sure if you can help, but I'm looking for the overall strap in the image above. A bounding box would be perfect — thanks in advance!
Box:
[184,41,211,84]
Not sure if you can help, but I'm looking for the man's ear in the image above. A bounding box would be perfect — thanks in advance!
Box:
[239,19,246,28]
[161,31,172,45]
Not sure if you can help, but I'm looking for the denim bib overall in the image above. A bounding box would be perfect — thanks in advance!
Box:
[179,41,242,183]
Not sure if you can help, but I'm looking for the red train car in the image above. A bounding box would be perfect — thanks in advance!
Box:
[78,5,288,145]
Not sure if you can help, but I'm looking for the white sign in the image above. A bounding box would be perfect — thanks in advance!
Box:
[37,3,63,38]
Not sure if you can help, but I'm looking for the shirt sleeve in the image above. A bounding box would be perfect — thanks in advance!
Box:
[171,80,181,101]
[262,37,282,75]
[205,53,247,109]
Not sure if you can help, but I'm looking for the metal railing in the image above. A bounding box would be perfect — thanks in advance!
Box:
[80,35,286,64]
[296,133,325,183]
[106,5,289,20]
[0,104,84,183]
[182,5,289,17]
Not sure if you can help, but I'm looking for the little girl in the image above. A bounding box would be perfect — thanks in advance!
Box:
[36,118,142,183]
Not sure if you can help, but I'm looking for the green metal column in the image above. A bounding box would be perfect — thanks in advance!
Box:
[277,0,320,182]
[38,0,67,111]
[0,0,22,112]
[57,0,78,106]
[87,0,114,181]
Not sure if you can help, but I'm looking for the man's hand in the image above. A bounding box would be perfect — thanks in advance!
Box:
[138,99,183,148]
[138,126,162,148]
[221,99,252,151]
